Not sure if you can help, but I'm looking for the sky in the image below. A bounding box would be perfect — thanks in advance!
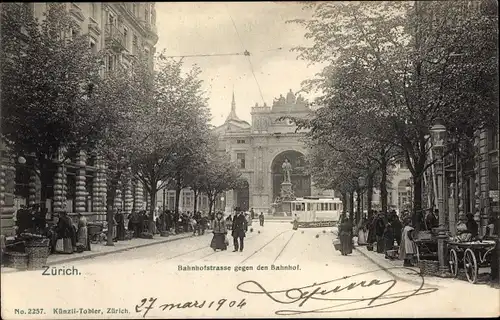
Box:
[155,2,324,127]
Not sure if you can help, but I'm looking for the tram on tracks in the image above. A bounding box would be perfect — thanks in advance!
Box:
[290,196,343,228]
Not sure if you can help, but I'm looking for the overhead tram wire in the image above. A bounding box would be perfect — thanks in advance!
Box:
[159,51,251,59]
[159,47,284,59]
[225,4,266,105]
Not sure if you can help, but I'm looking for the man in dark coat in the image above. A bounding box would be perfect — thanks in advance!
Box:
[232,211,248,252]
[425,209,439,231]
[259,212,265,227]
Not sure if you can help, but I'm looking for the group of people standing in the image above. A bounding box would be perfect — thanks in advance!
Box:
[337,210,416,267]
[125,209,212,238]
[210,211,250,252]
[47,211,90,254]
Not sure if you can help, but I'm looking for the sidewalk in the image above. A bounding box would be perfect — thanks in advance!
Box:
[354,245,443,287]
[1,233,192,274]
[354,244,496,288]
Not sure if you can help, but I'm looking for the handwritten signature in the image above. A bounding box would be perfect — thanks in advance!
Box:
[236,267,438,315]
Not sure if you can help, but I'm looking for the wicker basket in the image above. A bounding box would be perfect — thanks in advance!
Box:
[418,259,439,276]
[140,232,153,239]
[4,252,29,270]
[160,231,169,237]
[25,238,50,270]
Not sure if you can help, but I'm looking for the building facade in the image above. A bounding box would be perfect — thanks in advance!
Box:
[0,2,158,236]
[212,90,335,214]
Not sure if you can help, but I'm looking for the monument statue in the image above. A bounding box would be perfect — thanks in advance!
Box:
[282,159,292,183]
[286,89,296,104]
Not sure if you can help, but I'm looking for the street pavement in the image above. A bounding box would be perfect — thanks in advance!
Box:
[1,222,499,319]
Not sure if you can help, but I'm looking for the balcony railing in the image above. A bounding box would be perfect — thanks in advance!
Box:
[105,24,125,51]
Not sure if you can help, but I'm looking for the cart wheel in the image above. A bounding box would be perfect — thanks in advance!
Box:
[448,248,459,278]
[464,248,478,284]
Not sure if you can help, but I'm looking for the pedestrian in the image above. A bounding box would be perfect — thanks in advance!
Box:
[76,212,89,251]
[232,211,247,252]
[56,211,77,253]
[425,208,439,231]
[356,216,368,245]
[466,212,479,238]
[148,211,157,235]
[366,212,376,250]
[115,209,125,241]
[210,211,228,251]
[209,211,215,230]
[375,213,386,253]
[259,212,264,227]
[292,214,299,230]
[338,215,353,256]
[128,211,140,238]
[191,216,198,236]
[399,218,417,267]
[391,212,403,247]
[200,213,207,235]
[383,218,395,256]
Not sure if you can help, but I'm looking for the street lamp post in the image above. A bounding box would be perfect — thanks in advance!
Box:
[358,176,366,222]
[430,119,449,276]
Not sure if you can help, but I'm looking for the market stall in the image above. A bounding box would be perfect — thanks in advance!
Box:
[414,230,439,262]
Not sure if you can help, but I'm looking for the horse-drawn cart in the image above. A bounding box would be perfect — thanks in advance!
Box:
[447,240,496,284]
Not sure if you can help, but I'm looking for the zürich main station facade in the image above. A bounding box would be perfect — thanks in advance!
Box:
[213,90,335,214]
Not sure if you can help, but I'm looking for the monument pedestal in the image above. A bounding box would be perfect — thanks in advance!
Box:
[275,182,294,216]
[280,182,294,201]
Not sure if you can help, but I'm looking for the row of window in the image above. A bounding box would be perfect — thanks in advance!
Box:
[162,191,210,211]
[294,203,341,212]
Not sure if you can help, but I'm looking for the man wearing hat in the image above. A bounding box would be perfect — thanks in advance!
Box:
[232,210,248,252]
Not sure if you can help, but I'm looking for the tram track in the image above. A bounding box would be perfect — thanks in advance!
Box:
[153,226,294,265]
[272,232,296,264]
[152,237,212,265]
[185,232,260,264]
[238,229,293,265]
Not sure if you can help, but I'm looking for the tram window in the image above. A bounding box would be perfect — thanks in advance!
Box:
[307,203,311,211]
[329,203,333,210]
[301,203,305,211]
[334,203,337,210]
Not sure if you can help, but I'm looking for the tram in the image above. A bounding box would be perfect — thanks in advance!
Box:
[290,197,343,228]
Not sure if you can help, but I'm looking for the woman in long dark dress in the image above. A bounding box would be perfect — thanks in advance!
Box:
[115,210,125,241]
[211,212,228,251]
[338,216,353,256]
[375,214,386,253]
[383,220,395,254]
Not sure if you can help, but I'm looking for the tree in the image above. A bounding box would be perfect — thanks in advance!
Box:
[131,57,211,218]
[93,56,153,246]
[199,153,242,216]
[289,1,497,228]
[1,3,108,202]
